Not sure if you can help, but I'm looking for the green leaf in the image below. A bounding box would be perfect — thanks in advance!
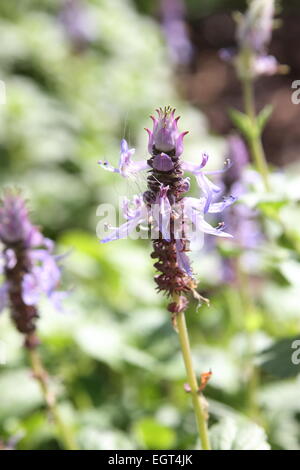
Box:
[257,199,287,219]
[133,418,176,449]
[257,105,273,132]
[0,369,43,420]
[280,260,300,287]
[228,109,254,139]
[75,323,156,370]
[210,418,270,450]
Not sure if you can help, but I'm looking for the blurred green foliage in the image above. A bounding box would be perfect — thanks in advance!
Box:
[0,0,300,451]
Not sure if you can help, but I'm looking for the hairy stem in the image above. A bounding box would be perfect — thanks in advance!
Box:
[174,296,211,450]
[27,345,77,450]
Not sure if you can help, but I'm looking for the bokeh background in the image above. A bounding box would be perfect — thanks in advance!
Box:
[0,0,300,450]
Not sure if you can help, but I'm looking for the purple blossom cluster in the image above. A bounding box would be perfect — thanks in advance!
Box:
[0,191,66,346]
[98,107,235,298]
[221,135,264,282]
[220,0,282,78]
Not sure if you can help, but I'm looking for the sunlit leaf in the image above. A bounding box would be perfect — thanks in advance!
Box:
[133,417,176,450]
[210,418,270,450]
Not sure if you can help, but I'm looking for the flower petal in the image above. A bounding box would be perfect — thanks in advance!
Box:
[101,213,145,243]
[203,158,233,175]
[175,240,193,276]
[196,217,233,238]
[195,173,221,213]
[183,197,233,242]
[98,140,148,178]
[22,272,41,306]
[152,186,171,241]
[175,131,188,156]
[152,153,174,172]
[97,160,119,173]
[182,152,209,173]
[208,196,236,213]
[49,291,69,313]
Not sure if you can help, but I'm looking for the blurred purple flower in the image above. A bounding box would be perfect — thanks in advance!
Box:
[0,193,33,245]
[0,433,24,450]
[231,203,263,250]
[219,136,264,282]
[252,54,279,76]
[224,134,249,187]
[60,0,97,51]
[160,0,193,66]
[237,0,274,53]
[0,191,67,344]
[220,0,284,78]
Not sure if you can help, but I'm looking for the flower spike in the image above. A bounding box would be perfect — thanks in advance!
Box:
[0,190,67,348]
[98,108,236,302]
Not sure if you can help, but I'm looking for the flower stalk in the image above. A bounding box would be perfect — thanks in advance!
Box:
[173,294,211,450]
[241,65,270,191]
[221,0,288,191]
[27,339,77,450]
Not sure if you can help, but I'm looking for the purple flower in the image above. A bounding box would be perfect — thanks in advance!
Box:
[153,153,174,172]
[175,239,193,277]
[226,168,264,250]
[224,134,249,186]
[237,0,274,53]
[182,153,233,213]
[145,107,188,156]
[160,0,193,67]
[219,138,263,283]
[181,196,233,256]
[220,0,284,78]
[0,193,32,244]
[59,0,97,51]
[102,195,148,243]
[101,190,233,247]
[0,191,67,343]
[231,203,263,249]
[252,54,279,76]
[98,139,149,178]
[98,107,235,299]
[153,185,172,241]
[22,250,62,306]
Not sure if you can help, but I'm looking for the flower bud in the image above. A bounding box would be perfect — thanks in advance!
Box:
[145,106,188,156]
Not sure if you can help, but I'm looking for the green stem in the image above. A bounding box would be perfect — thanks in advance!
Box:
[28,347,77,450]
[235,260,260,420]
[241,77,270,191]
[174,299,211,450]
